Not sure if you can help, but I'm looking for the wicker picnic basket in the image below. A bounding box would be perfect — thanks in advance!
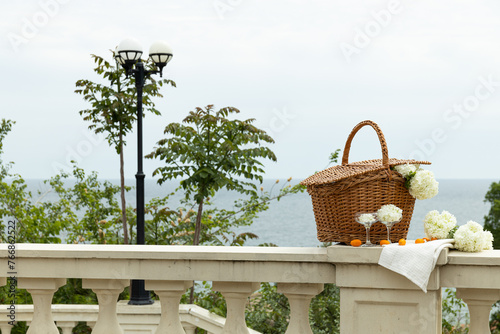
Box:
[301,120,431,244]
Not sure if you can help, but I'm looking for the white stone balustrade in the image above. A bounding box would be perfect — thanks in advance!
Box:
[0,243,499,333]
[0,303,249,333]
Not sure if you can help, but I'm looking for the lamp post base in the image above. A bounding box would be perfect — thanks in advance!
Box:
[128,279,153,305]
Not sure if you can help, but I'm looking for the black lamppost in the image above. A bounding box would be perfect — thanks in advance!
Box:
[115,38,173,305]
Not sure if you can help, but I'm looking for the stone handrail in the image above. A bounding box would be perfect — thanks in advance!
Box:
[0,243,499,333]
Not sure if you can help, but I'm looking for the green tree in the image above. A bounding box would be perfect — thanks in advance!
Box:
[146,105,277,246]
[147,104,277,304]
[46,164,127,245]
[144,178,304,246]
[75,52,175,244]
[483,181,500,249]
[0,119,13,155]
[0,120,74,243]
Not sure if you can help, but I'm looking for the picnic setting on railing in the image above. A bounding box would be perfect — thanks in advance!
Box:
[1,120,498,334]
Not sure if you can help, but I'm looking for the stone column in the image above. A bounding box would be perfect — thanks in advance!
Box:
[145,280,193,334]
[82,279,128,334]
[182,323,197,334]
[56,321,78,334]
[277,283,324,334]
[0,324,13,334]
[456,288,500,334]
[17,278,66,334]
[328,245,449,334]
[213,282,260,334]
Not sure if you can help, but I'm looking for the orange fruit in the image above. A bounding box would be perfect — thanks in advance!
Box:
[431,237,438,241]
[350,239,362,247]
[415,238,425,244]
[398,239,406,246]
[380,240,390,246]
[423,237,430,242]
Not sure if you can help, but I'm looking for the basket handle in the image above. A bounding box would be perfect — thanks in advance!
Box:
[341,120,389,167]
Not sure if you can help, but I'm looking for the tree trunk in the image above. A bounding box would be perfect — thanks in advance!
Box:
[119,137,129,245]
[190,200,204,303]
[193,201,203,246]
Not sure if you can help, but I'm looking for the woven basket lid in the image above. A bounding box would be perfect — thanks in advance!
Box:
[300,120,431,186]
[300,158,431,186]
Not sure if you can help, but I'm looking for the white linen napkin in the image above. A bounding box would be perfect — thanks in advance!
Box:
[378,239,454,292]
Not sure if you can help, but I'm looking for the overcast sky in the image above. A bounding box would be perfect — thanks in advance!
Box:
[2,0,500,182]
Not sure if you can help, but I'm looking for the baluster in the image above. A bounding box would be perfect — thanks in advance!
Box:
[0,324,13,334]
[2,277,16,332]
[56,321,77,334]
[277,283,324,334]
[456,288,500,334]
[1,277,12,334]
[82,279,128,334]
[213,282,259,334]
[182,323,197,334]
[17,278,65,334]
[145,280,193,334]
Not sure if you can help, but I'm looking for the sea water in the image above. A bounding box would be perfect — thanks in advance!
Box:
[22,178,495,246]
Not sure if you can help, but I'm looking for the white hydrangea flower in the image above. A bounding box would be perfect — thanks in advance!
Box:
[424,210,457,239]
[377,204,403,223]
[393,163,419,178]
[357,213,376,223]
[454,221,493,252]
[482,230,494,250]
[409,170,439,200]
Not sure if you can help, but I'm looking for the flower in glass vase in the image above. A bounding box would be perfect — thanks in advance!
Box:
[377,204,403,223]
[377,204,403,243]
[357,213,377,224]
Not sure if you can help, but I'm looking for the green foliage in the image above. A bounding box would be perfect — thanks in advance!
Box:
[447,226,459,239]
[46,165,126,245]
[75,52,175,245]
[0,172,73,244]
[490,301,500,333]
[484,181,500,249]
[485,182,500,332]
[309,284,341,333]
[0,119,14,155]
[53,278,97,305]
[147,104,278,247]
[75,53,175,153]
[325,148,341,168]
[188,281,227,317]
[246,282,290,333]
[1,119,72,243]
[442,288,469,333]
[144,178,304,246]
[147,105,277,204]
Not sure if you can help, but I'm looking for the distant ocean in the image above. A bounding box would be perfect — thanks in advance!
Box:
[24,178,494,247]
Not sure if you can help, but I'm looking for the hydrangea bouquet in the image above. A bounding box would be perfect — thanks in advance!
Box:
[393,164,439,200]
[423,209,493,252]
[424,210,457,239]
[453,221,493,252]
